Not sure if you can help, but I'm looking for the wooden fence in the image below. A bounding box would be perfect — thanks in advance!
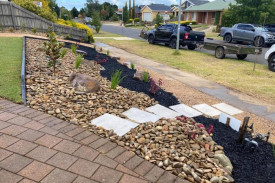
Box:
[0,1,86,40]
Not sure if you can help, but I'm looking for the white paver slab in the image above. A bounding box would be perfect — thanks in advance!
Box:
[219,113,241,132]
[146,104,181,119]
[169,104,202,118]
[122,108,161,123]
[213,103,243,115]
[192,104,221,117]
[91,113,138,136]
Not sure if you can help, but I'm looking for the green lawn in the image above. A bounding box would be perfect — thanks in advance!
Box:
[0,37,22,103]
[98,38,275,104]
[92,30,123,37]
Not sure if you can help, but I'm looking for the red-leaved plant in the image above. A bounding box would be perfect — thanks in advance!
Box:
[206,125,214,134]
[149,78,163,95]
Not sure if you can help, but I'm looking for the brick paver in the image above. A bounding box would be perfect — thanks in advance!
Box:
[0,101,184,183]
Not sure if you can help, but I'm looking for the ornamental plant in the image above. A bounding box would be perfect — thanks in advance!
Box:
[60,49,67,58]
[107,50,110,56]
[111,70,125,89]
[32,28,37,34]
[149,78,163,95]
[130,62,135,70]
[75,54,83,69]
[71,44,77,54]
[143,72,149,82]
[43,31,64,74]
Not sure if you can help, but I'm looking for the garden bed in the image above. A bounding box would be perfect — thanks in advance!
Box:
[25,37,275,183]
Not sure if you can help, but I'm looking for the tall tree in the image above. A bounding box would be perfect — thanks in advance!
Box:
[222,0,275,26]
[123,2,129,23]
[71,7,79,18]
[129,0,132,19]
[132,0,135,18]
[86,0,100,17]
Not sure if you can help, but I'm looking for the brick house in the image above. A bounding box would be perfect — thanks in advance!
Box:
[183,0,236,25]
[141,4,172,22]
[134,5,145,19]
[171,0,209,17]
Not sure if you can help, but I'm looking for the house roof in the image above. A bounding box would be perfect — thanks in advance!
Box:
[135,5,145,14]
[143,4,172,12]
[183,0,236,12]
[172,0,208,12]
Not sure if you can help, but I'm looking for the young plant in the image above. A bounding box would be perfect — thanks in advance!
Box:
[21,23,26,32]
[130,62,135,70]
[32,28,37,34]
[60,48,67,58]
[43,31,64,74]
[143,72,149,82]
[111,70,125,89]
[107,50,110,56]
[149,78,163,95]
[75,54,83,69]
[94,45,97,49]
[71,44,77,54]
[0,22,3,32]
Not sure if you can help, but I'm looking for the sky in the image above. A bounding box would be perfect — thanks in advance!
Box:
[56,0,178,10]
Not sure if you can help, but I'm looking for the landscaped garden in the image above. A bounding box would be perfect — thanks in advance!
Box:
[20,32,274,183]
[0,37,22,103]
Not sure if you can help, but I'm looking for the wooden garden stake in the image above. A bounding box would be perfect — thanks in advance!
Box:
[238,116,250,143]
[226,117,231,127]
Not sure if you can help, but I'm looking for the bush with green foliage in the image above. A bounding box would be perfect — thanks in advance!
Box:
[154,13,164,26]
[134,18,140,22]
[32,28,37,33]
[8,27,14,32]
[43,31,64,74]
[111,70,125,89]
[143,72,149,83]
[214,12,220,26]
[13,0,57,22]
[71,44,77,54]
[90,12,102,33]
[75,54,83,69]
[21,23,26,32]
[130,62,135,70]
[110,13,119,21]
[60,48,67,58]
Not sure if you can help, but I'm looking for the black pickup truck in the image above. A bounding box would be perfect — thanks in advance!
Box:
[147,24,205,50]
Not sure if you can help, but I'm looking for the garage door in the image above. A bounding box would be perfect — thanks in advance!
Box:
[144,12,151,22]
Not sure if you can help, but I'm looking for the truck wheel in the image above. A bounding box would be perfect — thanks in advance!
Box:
[187,44,196,50]
[236,54,247,60]
[215,47,225,59]
[254,37,264,47]
[170,38,177,49]
[268,55,275,72]
[224,34,232,43]
[148,35,155,44]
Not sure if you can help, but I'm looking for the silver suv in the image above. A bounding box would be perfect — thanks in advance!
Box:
[220,23,275,47]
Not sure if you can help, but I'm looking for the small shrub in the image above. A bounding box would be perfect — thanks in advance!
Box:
[0,22,3,32]
[90,12,102,33]
[8,27,14,32]
[32,28,37,34]
[107,50,110,56]
[21,23,26,32]
[149,78,163,95]
[94,45,97,49]
[71,44,77,54]
[65,34,71,39]
[43,31,64,74]
[111,70,125,89]
[143,72,149,82]
[60,49,67,58]
[134,18,140,22]
[75,54,83,69]
[130,62,135,70]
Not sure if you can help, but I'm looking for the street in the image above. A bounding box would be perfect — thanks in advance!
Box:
[101,24,268,66]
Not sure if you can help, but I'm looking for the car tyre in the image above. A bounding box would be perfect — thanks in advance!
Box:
[215,47,225,59]
[170,38,177,49]
[268,55,275,72]
[224,34,232,43]
[148,35,155,44]
[187,44,196,50]
[254,37,264,47]
[236,54,247,60]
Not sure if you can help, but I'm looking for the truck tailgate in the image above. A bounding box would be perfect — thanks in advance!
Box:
[185,31,205,42]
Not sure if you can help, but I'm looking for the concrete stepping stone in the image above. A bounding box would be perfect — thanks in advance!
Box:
[91,114,138,136]
[169,104,202,118]
[122,108,161,123]
[219,113,241,132]
[213,103,243,115]
[192,104,221,117]
[146,104,181,119]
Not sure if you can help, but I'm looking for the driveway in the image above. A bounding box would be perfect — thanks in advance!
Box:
[100,24,268,66]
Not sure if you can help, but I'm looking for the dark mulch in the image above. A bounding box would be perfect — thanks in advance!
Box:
[194,116,275,183]
[64,42,180,107]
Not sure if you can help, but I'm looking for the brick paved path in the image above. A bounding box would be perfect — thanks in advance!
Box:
[0,99,188,183]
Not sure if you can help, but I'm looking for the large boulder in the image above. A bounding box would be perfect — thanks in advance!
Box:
[213,154,233,173]
[69,73,100,93]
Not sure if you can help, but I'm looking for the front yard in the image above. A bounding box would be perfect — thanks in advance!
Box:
[0,37,22,102]
[96,37,275,104]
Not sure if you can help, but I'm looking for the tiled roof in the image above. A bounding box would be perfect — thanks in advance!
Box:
[183,0,236,11]
[146,4,171,12]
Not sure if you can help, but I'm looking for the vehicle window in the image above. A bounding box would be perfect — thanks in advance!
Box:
[166,25,174,31]
[237,24,246,30]
[244,25,254,31]
[159,25,166,29]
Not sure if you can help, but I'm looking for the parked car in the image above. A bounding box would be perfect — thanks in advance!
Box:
[265,44,275,72]
[147,24,205,50]
[265,24,275,32]
[220,23,275,47]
